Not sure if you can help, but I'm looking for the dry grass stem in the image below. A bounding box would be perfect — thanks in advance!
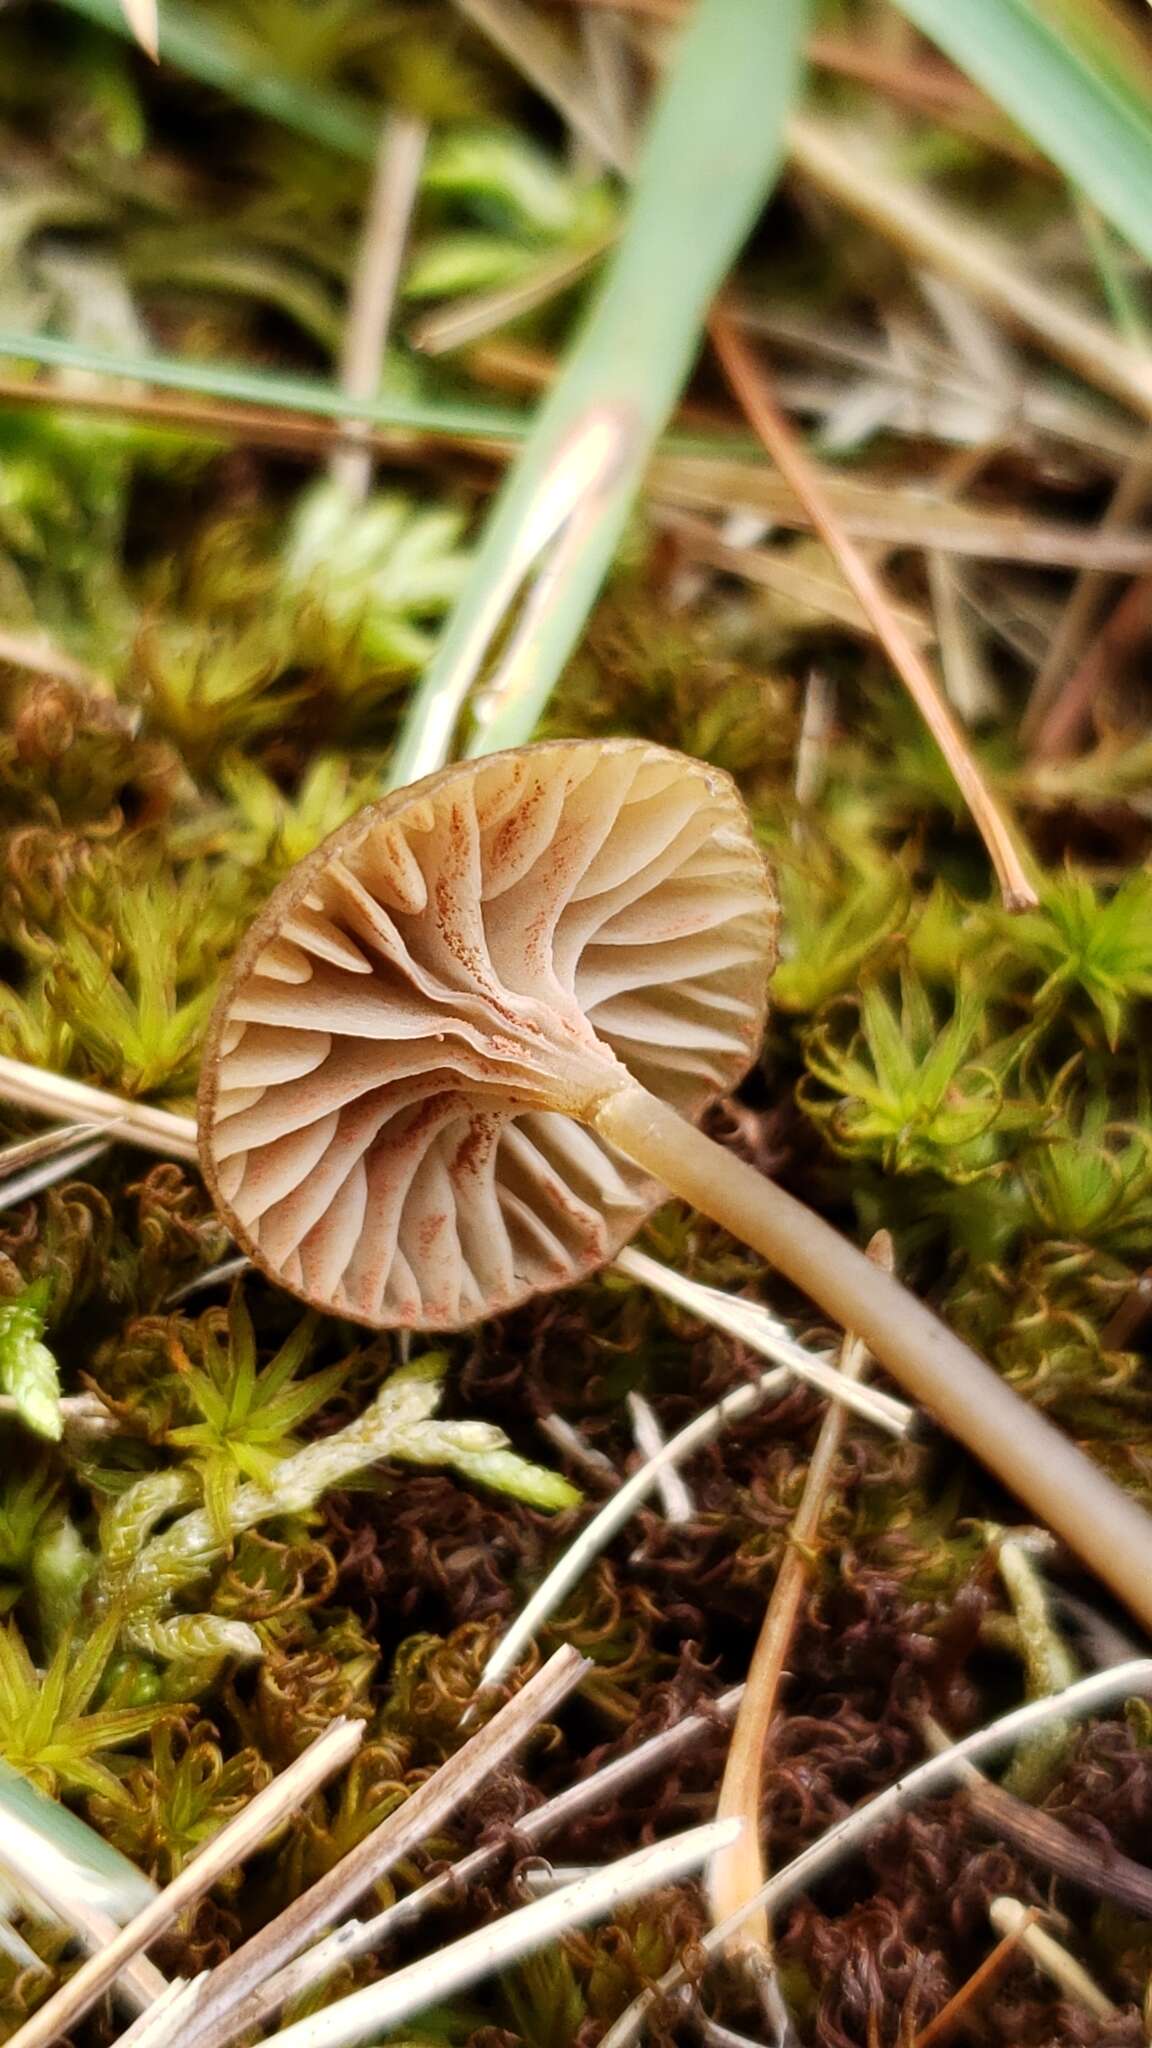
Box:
[1029,575,1152,761]
[0,1058,199,1160]
[579,3,637,170]
[184,1647,590,2048]
[708,1231,892,1954]
[478,1284,911,1699]
[789,115,1152,424]
[793,668,837,812]
[658,507,934,645]
[616,1250,913,1436]
[452,0,631,172]
[927,550,999,724]
[0,372,509,463]
[244,1683,745,2013]
[117,0,157,59]
[734,304,1136,463]
[913,1913,1040,2048]
[1023,438,1152,742]
[600,1661,1152,2048]
[650,450,1152,566]
[988,1898,1118,2018]
[0,1828,167,2015]
[258,1822,741,2048]
[114,1976,208,2048]
[476,1369,792,1697]
[627,1392,694,1520]
[0,1390,117,1436]
[0,627,110,693]
[919,1714,1152,1917]
[709,306,1037,911]
[537,1412,619,1485]
[329,111,427,501]
[411,234,616,356]
[166,1256,254,1307]
[0,1138,111,1212]
[8,1719,364,2048]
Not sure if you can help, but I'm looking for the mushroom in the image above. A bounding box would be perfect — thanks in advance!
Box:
[200,736,1152,1631]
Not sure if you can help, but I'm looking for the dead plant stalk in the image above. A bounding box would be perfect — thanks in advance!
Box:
[7,1719,364,2048]
[708,1230,892,1952]
[708,307,1037,911]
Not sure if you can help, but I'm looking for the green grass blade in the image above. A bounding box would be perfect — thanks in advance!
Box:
[0,331,527,441]
[57,0,377,157]
[388,0,807,783]
[892,0,1152,266]
[0,1759,156,1922]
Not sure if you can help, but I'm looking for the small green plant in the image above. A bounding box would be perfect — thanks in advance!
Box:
[0,1281,62,1439]
[165,1292,344,1544]
[207,754,377,879]
[800,968,1036,1180]
[281,483,473,677]
[771,846,911,1015]
[1014,868,1152,1046]
[132,617,301,767]
[0,1466,62,1611]
[28,859,247,1097]
[88,1717,273,1881]
[1021,1083,1152,1256]
[406,125,616,299]
[0,1613,162,1796]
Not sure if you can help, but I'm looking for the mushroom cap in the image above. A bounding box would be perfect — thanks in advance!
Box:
[199,738,777,1329]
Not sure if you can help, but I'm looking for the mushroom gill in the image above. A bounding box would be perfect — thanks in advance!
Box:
[199,738,776,1328]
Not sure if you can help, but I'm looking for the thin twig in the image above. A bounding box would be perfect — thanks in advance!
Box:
[1022,436,1152,745]
[181,1647,589,2048]
[329,111,427,502]
[1028,575,1152,761]
[257,1822,740,2048]
[7,1719,365,2048]
[709,1231,892,1954]
[599,1661,1152,2048]
[988,1898,1117,2018]
[238,1683,745,2018]
[709,307,1036,911]
[913,1911,1040,2048]
[920,1713,1152,1918]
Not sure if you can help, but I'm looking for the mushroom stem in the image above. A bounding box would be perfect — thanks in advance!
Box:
[590,1081,1152,1634]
